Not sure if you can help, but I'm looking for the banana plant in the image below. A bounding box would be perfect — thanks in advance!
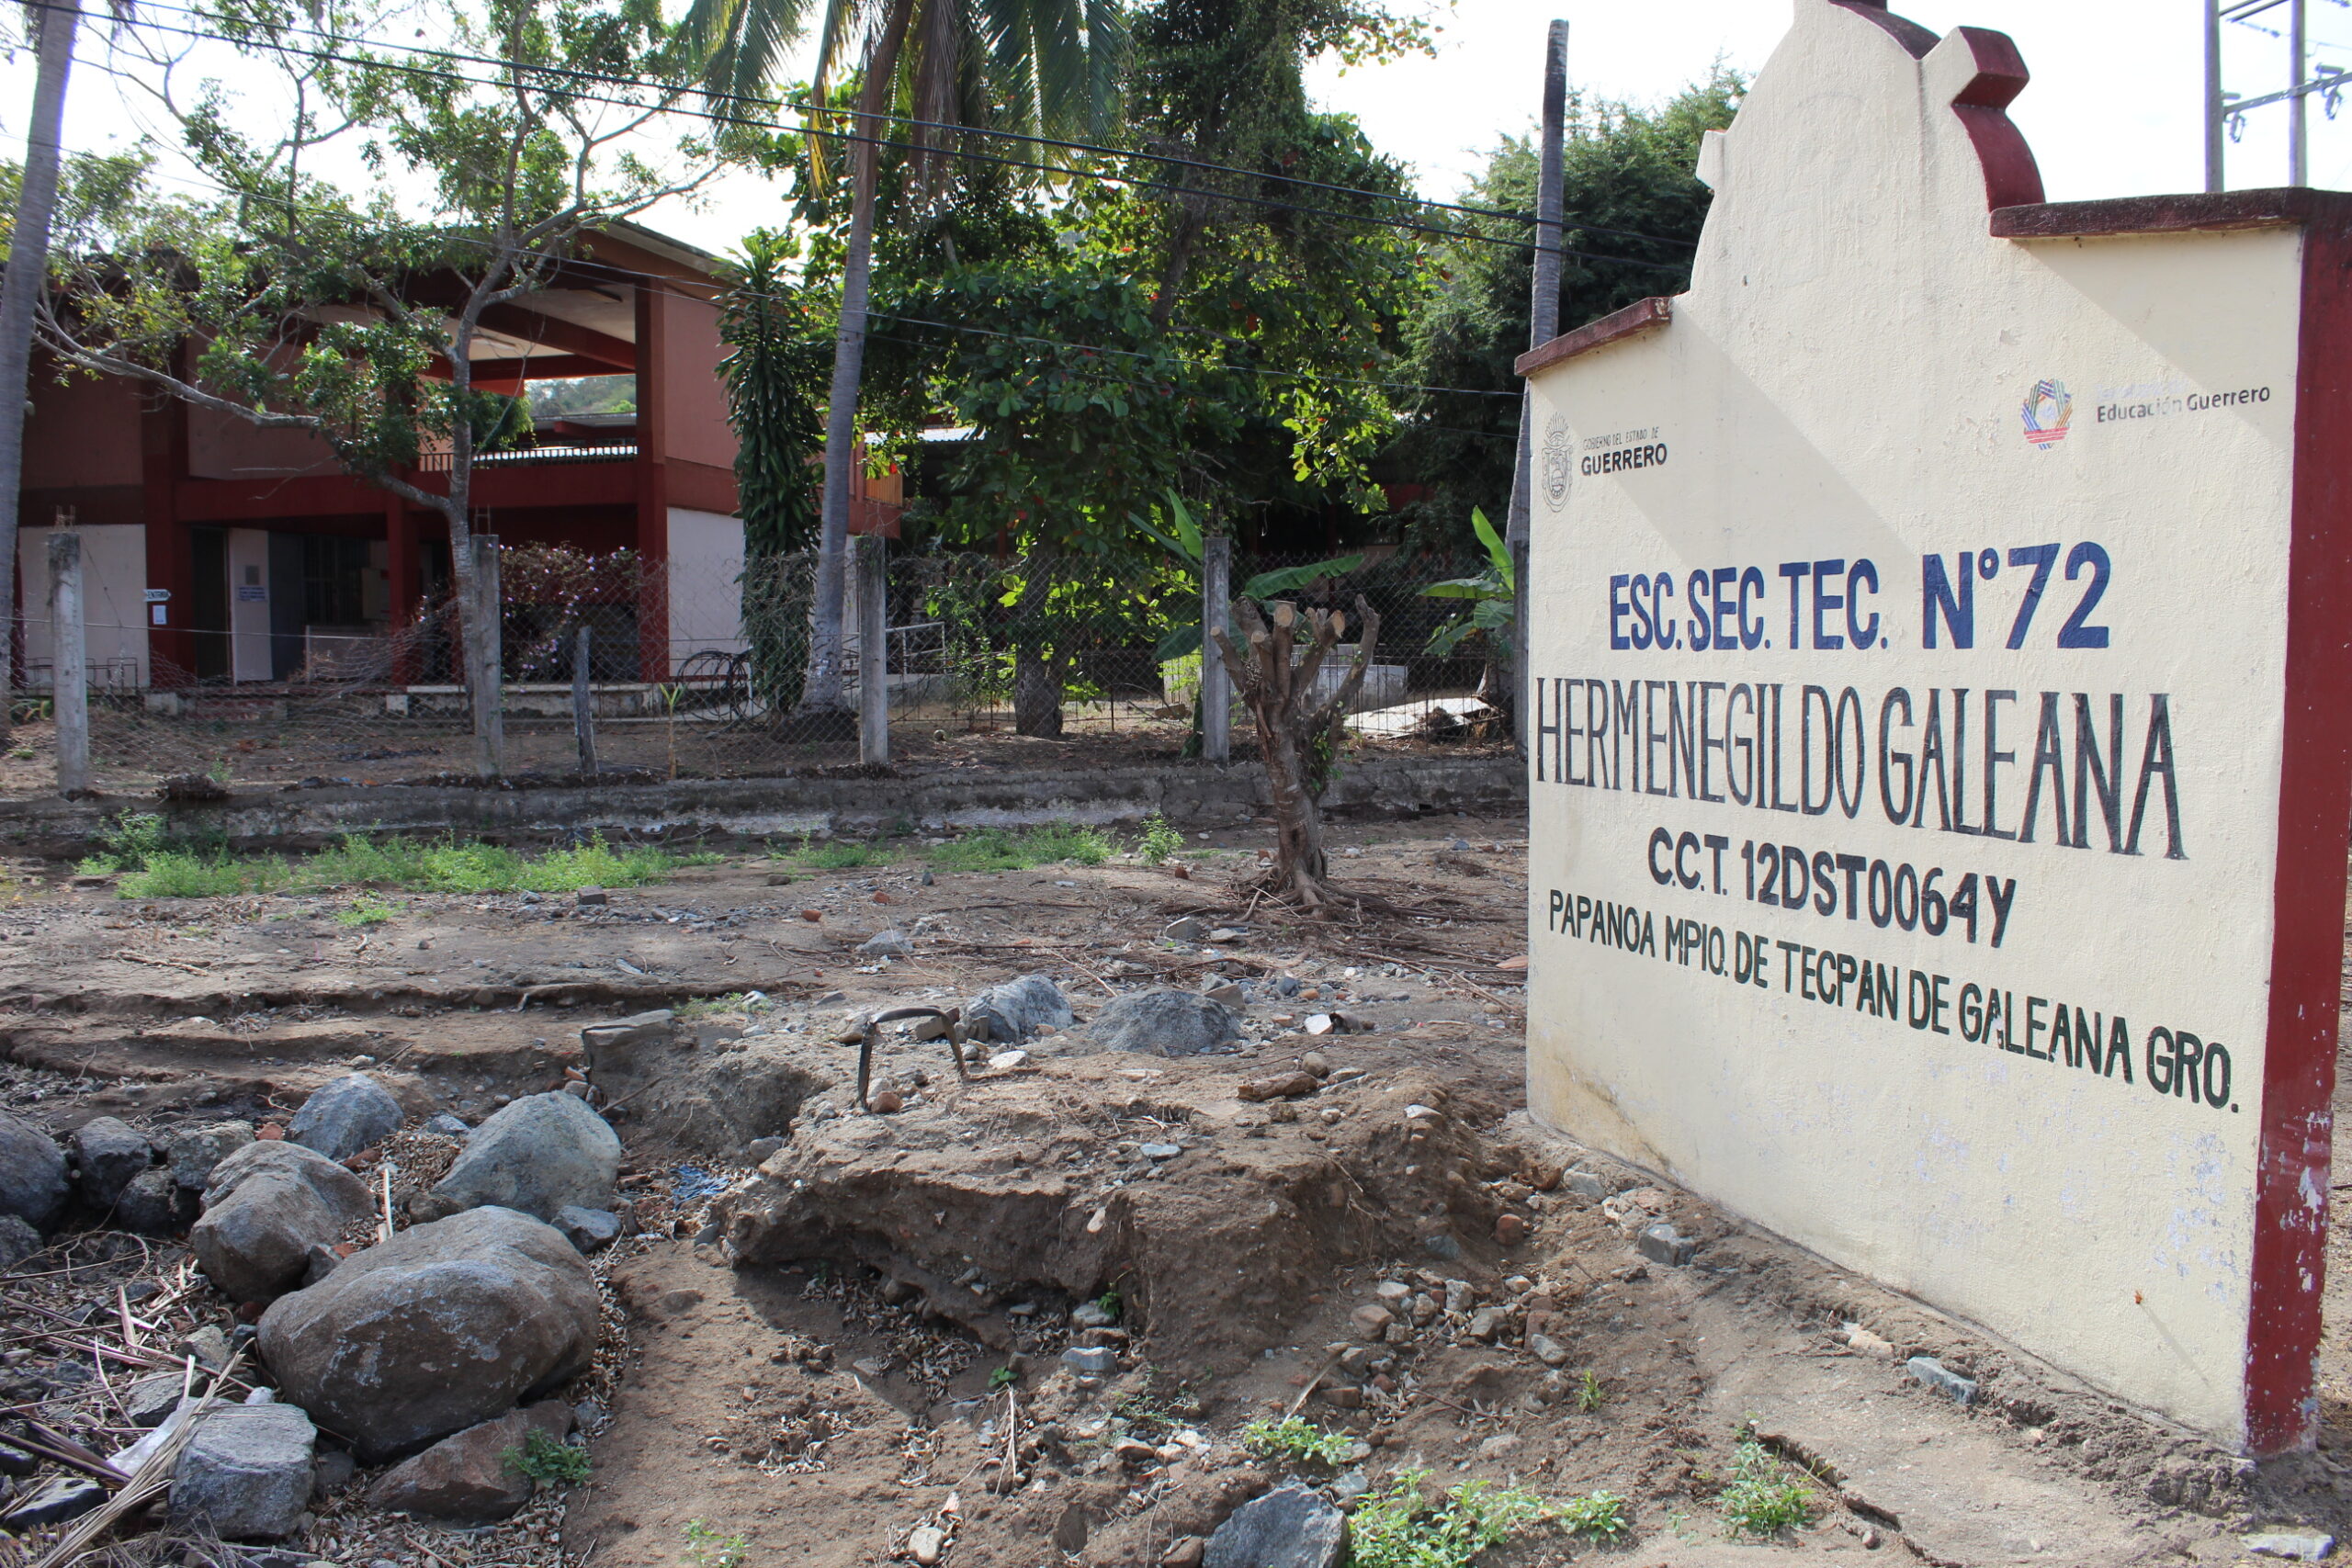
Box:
[1423,508,1515,659]
[1139,493,1363,662]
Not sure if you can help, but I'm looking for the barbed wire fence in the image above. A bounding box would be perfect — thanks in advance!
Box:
[5,534,1512,802]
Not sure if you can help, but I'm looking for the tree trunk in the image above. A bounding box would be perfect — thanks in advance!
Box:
[1012,648,1065,738]
[802,165,876,727]
[1211,594,1382,911]
[0,0,82,745]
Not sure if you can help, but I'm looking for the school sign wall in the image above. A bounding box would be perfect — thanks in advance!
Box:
[1518,0,2352,1452]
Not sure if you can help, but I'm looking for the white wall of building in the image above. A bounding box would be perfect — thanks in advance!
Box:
[16,524,152,689]
[666,507,746,660]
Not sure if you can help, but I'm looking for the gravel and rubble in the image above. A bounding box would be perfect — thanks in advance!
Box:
[0,821,2345,1565]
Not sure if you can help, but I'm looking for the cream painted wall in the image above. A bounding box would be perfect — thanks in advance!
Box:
[16,525,153,689]
[666,507,747,659]
[1523,1,2304,1448]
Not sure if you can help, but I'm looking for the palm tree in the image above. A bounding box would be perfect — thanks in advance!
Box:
[686,0,1125,727]
[0,0,85,745]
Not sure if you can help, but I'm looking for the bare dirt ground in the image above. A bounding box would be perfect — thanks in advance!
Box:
[0,814,2346,1566]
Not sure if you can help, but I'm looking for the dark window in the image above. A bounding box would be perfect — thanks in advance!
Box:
[301,536,371,624]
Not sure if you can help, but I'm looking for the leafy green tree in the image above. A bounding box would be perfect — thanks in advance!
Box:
[1386,72,1743,544]
[32,0,742,773]
[685,0,1125,730]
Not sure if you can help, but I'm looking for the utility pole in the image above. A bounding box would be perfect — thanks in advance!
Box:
[1508,19,1567,753]
[2207,0,2343,189]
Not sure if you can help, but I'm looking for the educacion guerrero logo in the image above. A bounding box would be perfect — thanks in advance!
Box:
[2020,378,2073,448]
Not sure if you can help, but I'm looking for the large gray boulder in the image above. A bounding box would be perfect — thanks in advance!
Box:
[256,1206,600,1463]
[964,975,1072,1043]
[1204,1485,1347,1568]
[191,1142,375,1303]
[1088,989,1239,1057]
[0,1112,68,1232]
[71,1117,153,1209]
[426,1093,619,1223]
[168,1122,255,1190]
[171,1403,317,1540]
[288,1075,402,1161]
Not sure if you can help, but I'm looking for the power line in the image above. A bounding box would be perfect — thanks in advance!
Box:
[47,0,1700,265]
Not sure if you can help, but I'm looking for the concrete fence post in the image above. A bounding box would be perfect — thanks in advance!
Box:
[1201,534,1232,764]
[471,534,503,778]
[48,530,85,796]
[857,535,889,766]
[572,625,598,780]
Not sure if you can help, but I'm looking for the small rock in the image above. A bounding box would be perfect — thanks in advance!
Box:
[575,887,607,907]
[858,929,913,958]
[987,1050,1030,1071]
[2245,1533,2337,1562]
[743,1137,785,1165]
[71,1116,154,1209]
[1493,1213,1528,1247]
[0,1442,35,1476]
[1477,1433,1521,1460]
[1164,1539,1206,1568]
[1527,1334,1570,1368]
[1845,1324,1896,1359]
[1204,1483,1346,1568]
[1090,989,1239,1057]
[1139,1143,1182,1161]
[1371,1280,1410,1303]
[1318,1384,1363,1410]
[868,1089,905,1114]
[119,1167,200,1235]
[288,1075,403,1162]
[1636,1224,1694,1268]
[1204,982,1245,1006]
[168,1121,257,1190]
[0,1214,40,1269]
[424,1114,470,1136]
[908,1524,948,1565]
[1162,917,1209,943]
[1238,1071,1319,1101]
[562,1080,594,1101]
[186,1325,234,1371]
[312,1448,356,1497]
[1465,1307,1503,1343]
[1061,1346,1119,1376]
[579,1011,673,1060]
[172,1402,318,1540]
[1421,1233,1463,1261]
[1304,1014,1335,1036]
[3,1476,106,1529]
[1905,1355,1978,1405]
[125,1373,186,1427]
[0,1111,69,1231]
[364,1403,571,1522]
[1350,1303,1394,1340]
[1113,1436,1160,1465]
[194,1142,378,1303]
[554,1206,622,1253]
[1564,1168,1610,1201]
[965,975,1073,1043]
[1071,1301,1115,1329]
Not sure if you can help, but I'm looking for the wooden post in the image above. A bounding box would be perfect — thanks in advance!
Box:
[1201,533,1232,764]
[48,529,85,795]
[471,534,503,778]
[572,625,598,780]
[857,534,889,765]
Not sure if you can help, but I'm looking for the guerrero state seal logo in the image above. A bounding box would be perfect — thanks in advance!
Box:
[1542,413,1572,510]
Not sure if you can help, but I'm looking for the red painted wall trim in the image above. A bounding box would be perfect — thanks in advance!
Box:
[1945,27,2043,209]
[1827,0,1937,57]
[1993,188,2352,241]
[2244,208,2352,1455]
[1516,297,1671,378]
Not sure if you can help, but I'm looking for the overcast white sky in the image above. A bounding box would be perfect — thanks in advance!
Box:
[9,0,2352,261]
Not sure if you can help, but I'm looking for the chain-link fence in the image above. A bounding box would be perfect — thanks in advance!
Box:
[6,539,1513,798]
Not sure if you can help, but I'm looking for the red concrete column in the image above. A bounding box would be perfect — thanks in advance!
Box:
[633,283,669,682]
